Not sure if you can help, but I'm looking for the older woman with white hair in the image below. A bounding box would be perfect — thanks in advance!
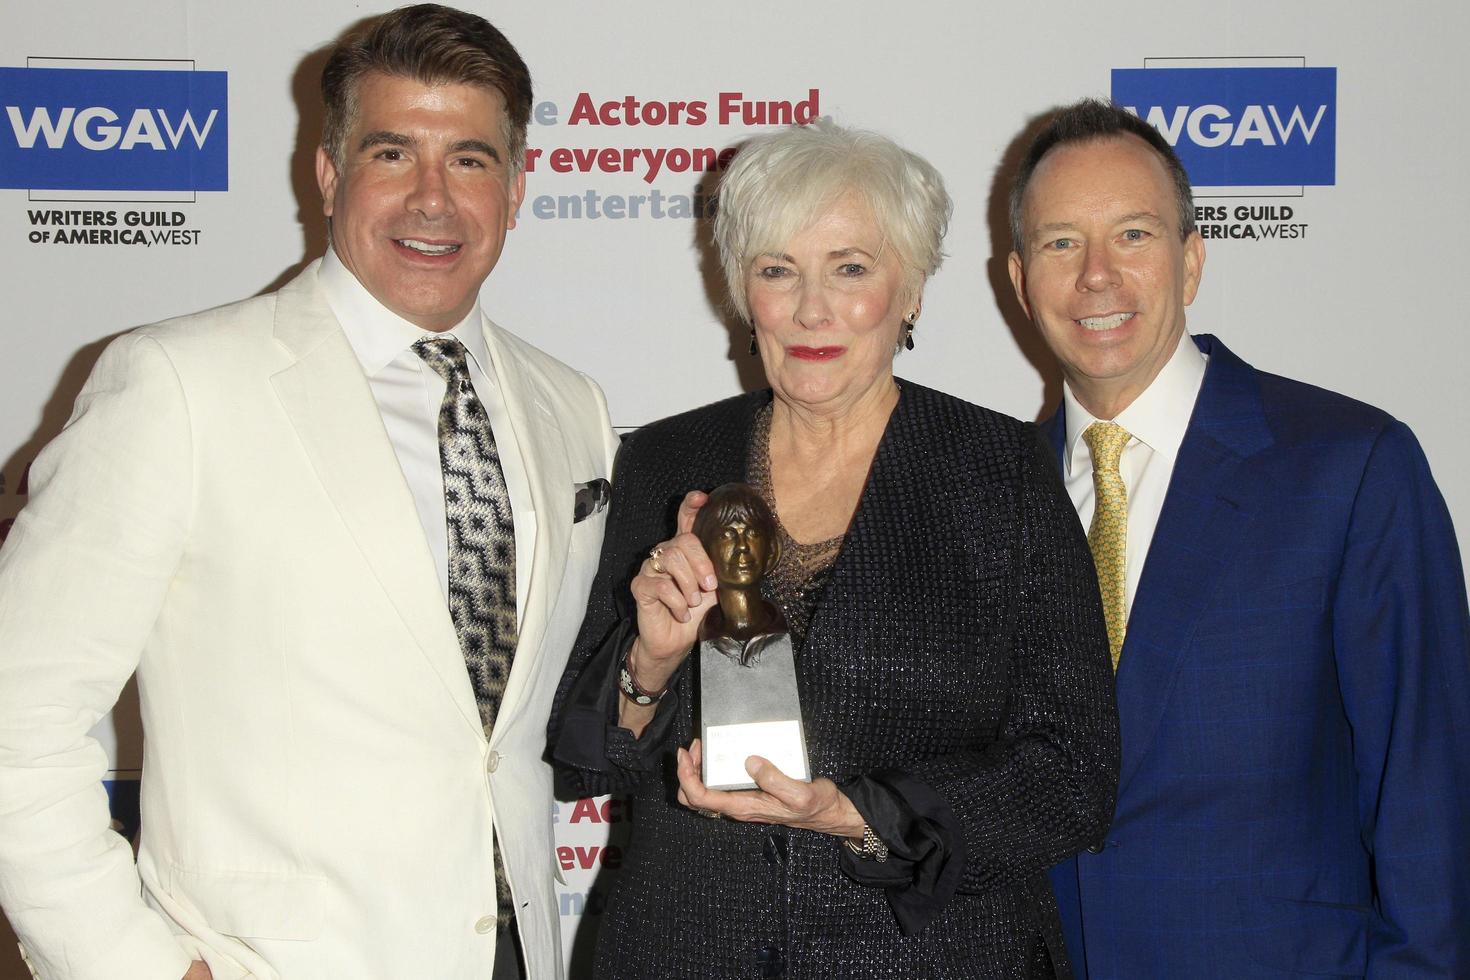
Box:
[551,120,1118,979]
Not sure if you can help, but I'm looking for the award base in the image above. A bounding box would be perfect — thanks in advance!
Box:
[699,634,811,790]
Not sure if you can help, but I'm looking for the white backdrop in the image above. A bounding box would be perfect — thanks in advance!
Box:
[3,1,1467,976]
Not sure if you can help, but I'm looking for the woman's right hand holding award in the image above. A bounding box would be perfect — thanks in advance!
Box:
[621,490,719,734]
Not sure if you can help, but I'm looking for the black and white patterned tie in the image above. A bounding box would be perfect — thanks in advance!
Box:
[413,335,518,925]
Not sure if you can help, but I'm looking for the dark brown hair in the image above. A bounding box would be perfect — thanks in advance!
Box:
[1009,98,1195,250]
[320,3,532,172]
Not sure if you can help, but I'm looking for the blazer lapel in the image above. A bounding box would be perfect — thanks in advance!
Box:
[1113,335,1274,794]
[478,317,571,738]
[802,382,913,656]
[268,265,482,737]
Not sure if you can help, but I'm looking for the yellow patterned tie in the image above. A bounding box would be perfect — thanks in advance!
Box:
[1083,421,1131,670]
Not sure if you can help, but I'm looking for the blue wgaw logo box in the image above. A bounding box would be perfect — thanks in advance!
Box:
[1111,66,1336,187]
[1,66,228,191]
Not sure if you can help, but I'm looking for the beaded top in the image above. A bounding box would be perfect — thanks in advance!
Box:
[746,403,844,646]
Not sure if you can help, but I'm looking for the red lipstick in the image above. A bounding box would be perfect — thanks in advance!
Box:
[787,346,845,361]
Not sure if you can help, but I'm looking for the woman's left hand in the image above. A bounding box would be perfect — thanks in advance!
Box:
[676,739,866,839]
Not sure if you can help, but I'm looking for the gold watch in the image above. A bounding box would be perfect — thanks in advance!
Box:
[844,824,889,863]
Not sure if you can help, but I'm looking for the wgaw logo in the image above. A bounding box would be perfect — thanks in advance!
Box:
[0,66,227,192]
[1111,65,1336,188]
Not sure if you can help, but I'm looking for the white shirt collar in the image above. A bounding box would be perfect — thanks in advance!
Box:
[1063,331,1208,475]
[319,246,491,378]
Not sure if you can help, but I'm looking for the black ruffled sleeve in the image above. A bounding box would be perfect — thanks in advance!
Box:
[552,619,691,781]
[837,769,967,935]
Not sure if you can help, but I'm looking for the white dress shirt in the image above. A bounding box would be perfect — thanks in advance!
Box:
[319,248,534,622]
[1063,331,1208,622]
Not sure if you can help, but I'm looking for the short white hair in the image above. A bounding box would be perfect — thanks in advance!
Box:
[714,118,952,322]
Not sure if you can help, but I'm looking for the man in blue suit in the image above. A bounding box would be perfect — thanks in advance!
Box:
[1006,98,1470,978]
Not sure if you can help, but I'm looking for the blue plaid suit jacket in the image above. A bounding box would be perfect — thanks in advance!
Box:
[1044,334,1470,978]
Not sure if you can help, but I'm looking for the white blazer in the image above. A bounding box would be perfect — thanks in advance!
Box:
[0,263,619,980]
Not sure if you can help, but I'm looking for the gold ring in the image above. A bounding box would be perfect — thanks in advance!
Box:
[649,546,667,575]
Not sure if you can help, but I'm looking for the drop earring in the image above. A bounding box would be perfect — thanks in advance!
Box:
[903,319,916,351]
[748,328,758,356]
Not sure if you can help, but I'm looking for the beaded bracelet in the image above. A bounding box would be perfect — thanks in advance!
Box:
[617,644,668,706]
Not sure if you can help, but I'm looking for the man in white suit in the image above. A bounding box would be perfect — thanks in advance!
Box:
[0,6,618,979]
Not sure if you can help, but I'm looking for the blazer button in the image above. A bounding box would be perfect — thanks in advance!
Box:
[1086,841,1106,854]
[475,914,496,934]
[755,945,785,977]
[485,750,501,773]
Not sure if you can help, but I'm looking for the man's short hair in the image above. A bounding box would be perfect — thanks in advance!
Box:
[1009,98,1196,250]
[714,119,952,323]
[320,3,532,173]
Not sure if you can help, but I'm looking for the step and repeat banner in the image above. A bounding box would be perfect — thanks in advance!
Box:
[2,0,1467,975]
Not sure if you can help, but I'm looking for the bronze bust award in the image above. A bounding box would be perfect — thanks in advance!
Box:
[694,484,811,790]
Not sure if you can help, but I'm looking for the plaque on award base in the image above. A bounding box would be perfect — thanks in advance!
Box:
[699,635,810,790]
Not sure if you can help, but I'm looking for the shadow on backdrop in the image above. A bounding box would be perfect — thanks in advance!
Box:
[255,38,338,297]
[562,808,633,976]
[692,148,769,396]
[985,110,1065,423]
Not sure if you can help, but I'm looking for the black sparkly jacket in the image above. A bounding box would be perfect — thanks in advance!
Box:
[550,382,1119,979]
